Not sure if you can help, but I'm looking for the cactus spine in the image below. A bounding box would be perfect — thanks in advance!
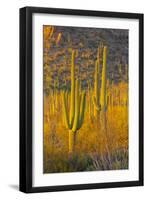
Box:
[62,50,86,153]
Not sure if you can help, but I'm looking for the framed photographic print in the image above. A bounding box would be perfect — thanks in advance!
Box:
[19,7,144,193]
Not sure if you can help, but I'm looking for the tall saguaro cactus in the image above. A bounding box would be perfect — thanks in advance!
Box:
[62,50,86,154]
[100,46,107,111]
[93,46,107,115]
[92,46,108,132]
[99,46,108,132]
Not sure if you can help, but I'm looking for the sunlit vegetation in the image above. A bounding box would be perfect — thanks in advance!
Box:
[43,25,128,173]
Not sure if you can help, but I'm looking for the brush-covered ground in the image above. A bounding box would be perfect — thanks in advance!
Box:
[43,83,128,173]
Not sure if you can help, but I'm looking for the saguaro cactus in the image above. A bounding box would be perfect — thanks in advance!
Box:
[62,50,86,154]
[99,46,108,131]
[100,46,107,111]
[93,56,101,115]
[92,46,107,131]
[93,46,108,114]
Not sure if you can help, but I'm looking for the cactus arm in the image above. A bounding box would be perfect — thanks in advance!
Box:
[78,91,86,129]
[69,50,75,126]
[62,91,70,129]
[72,80,80,133]
[95,60,99,104]
[65,90,69,108]
[87,80,91,117]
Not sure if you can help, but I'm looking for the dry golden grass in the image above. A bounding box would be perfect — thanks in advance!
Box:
[43,82,128,173]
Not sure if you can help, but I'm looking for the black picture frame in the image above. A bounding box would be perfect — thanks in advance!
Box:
[19,6,144,193]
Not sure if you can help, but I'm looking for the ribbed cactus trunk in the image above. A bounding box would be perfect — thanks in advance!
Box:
[53,78,58,114]
[100,46,107,111]
[87,80,92,121]
[72,79,80,132]
[69,130,76,154]
[100,46,107,131]
[95,60,100,106]
[69,51,75,127]
[109,73,114,108]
